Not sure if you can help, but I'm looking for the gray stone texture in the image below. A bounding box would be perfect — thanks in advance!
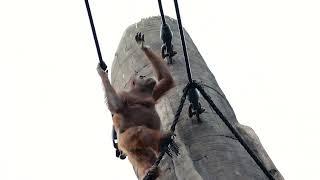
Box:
[111,16,283,180]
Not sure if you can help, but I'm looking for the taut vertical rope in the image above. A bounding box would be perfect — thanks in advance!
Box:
[84,0,107,71]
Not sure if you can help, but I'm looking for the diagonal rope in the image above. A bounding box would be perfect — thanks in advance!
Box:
[194,83,275,180]
[144,83,191,180]
[85,0,276,179]
[171,1,276,179]
[84,0,107,71]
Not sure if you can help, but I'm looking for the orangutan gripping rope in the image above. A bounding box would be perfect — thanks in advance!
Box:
[97,32,177,180]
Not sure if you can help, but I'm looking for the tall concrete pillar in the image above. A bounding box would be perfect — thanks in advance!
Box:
[110,16,283,180]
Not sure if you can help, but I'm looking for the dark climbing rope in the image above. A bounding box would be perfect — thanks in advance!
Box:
[194,83,275,180]
[173,1,274,179]
[169,83,191,132]
[84,0,107,71]
[85,0,126,161]
[84,0,275,179]
[173,0,204,122]
[145,1,276,180]
[158,0,166,25]
[144,83,190,180]
[173,0,192,82]
[145,82,276,180]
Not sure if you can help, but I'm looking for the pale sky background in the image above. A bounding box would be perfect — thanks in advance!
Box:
[0,0,319,180]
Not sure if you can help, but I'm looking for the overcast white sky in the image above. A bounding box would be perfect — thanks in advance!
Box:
[0,0,319,180]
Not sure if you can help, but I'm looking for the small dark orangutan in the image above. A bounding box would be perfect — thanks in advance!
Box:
[97,32,177,180]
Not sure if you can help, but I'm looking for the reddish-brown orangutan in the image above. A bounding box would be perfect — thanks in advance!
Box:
[97,32,176,180]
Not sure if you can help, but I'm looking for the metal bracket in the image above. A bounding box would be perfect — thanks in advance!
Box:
[187,82,205,122]
[160,23,177,64]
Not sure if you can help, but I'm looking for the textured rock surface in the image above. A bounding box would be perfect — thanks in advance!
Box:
[111,16,283,180]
